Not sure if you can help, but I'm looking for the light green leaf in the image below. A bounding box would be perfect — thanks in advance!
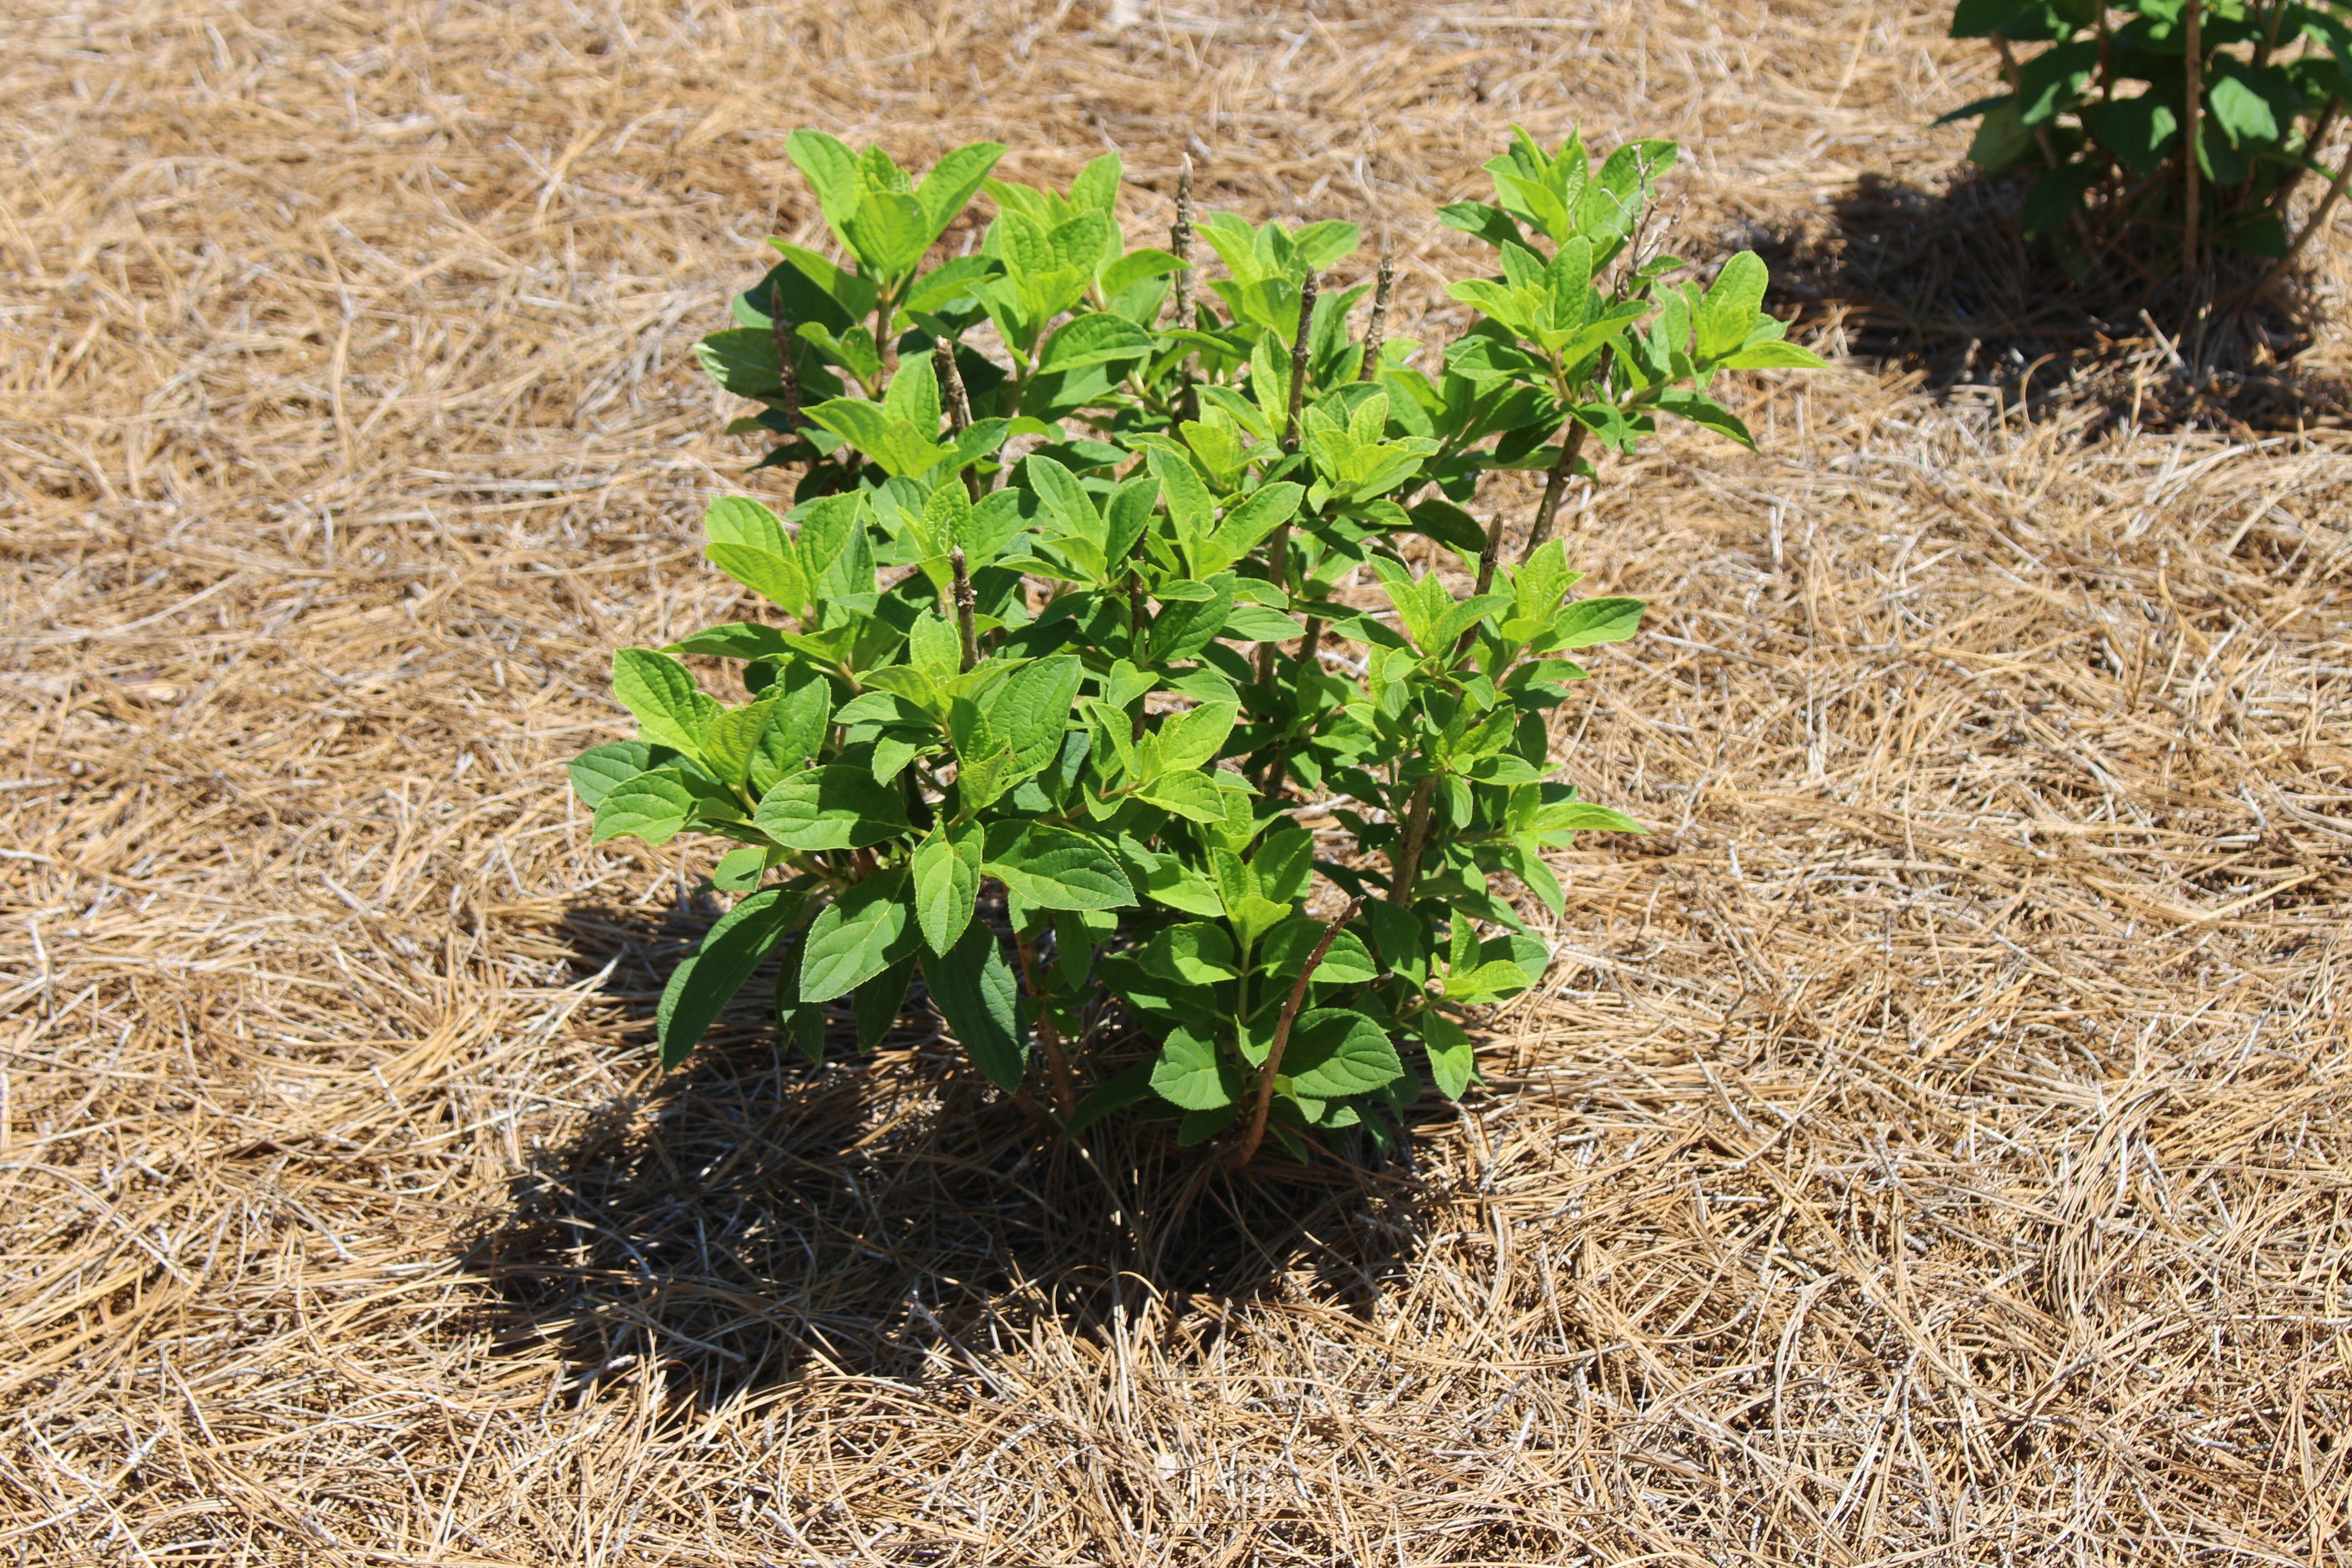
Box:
[1282,1007,1404,1099]
[1142,699,1238,776]
[982,822,1134,911]
[753,763,912,850]
[916,142,1006,239]
[1695,251,1769,363]
[912,821,983,955]
[1136,770,1230,823]
[1548,596,1646,648]
[612,648,718,757]
[843,190,932,278]
[799,876,917,1001]
[1718,341,1828,370]
[1151,1027,1240,1110]
[1421,1011,1477,1100]
[571,741,670,808]
[1258,919,1377,985]
[1039,312,1156,371]
[591,770,696,846]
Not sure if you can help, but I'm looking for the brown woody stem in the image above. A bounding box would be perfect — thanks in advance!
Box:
[951,546,979,672]
[1171,157,1198,422]
[1171,157,1197,332]
[1013,936,1078,1117]
[1358,252,1395,381]
[1387,774,1439,907]
[1487,417,1590,594]
[767,284,802,443]
[1282,270,1317,452]
[1229,897,1363,1168]
[935,338,982,500]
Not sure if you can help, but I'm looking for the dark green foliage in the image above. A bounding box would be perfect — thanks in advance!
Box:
[1943,0,2352,265]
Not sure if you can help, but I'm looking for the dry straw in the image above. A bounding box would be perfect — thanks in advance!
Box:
[2,0,2349,1563]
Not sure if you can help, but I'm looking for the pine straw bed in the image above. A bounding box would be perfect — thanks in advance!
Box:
[4,0,2351,1563]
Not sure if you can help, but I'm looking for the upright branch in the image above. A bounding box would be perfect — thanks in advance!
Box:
[1012,935,1079,1117]
[1171,157,1199,422]
[1387,775,1438,907]
[1170,157,1197,332]
[1228,897,1362,1168]
[1498,418,1592,590]
[1281,270,1317,454]
[767,282,802,443]
[1357,251,1395,381]
[951,546,979,672]
[935,338,981,500]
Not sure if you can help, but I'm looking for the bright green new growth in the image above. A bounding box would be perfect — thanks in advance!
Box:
[1943,0,2352,270]
[584,128,1823,1164]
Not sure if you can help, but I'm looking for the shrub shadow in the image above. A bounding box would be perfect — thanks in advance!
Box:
[1747,169,2352,431]
[456,901,1432,1406]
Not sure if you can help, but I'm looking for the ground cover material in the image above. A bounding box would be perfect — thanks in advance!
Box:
[2,0,2349,1562]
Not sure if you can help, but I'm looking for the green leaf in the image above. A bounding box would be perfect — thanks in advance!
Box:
[1220,603,1309,642]
[2080,94,2180,178]
[1139,922,1240,985]
[750,668,834,796]
[665,623,797,662]
[2206,70,2281,147]
[1532,800,1645,838]
[799,876,917,1001]
[709,845,767,892]
[921,920,1027,1091]
[1548,596,1646,648]
[1135,770,1230,823]
[1142,699,1238,776]
[1039,312,1156,371]
[612,648,718,757]
[989,654,1083,775]
[1258,919,1377,985]
[1421,1011,1477,1100]
[571,741,672,808]
[1151,1026,1240,1110]
[843,190,932,278]
[1656,390,1754,447]
[1247,824,1315,904]
[701,699,776,788]
[656,886,800,1068]
[916,142,1006,240]
[1176,1103,1239,1145]
[1694,251,1769,363]
[853,956,916,1048]
[982,822,1134,911]
[1100,246,1185,300]
[591,769,697,846]
[912,821,984,955]
[787,129,861,227]
[1282,1008,1404,1099]
[754,763,912,850]
[1718,340,1829,370]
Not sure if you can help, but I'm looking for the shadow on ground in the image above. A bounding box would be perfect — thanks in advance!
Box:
[456,902,1430,1406]
[1749,170,2352,430]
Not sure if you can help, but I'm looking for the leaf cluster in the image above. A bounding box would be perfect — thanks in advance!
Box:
[1944,0,2352,258]
[588,126,1820,1163]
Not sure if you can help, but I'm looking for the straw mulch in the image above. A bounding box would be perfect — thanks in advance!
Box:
[4,0,2349,1562]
